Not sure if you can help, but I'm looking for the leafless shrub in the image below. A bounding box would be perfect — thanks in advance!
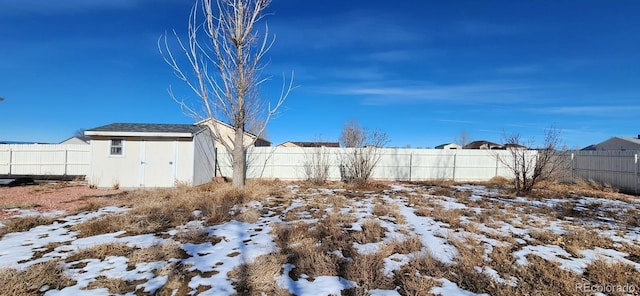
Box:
[339,119,389,185]
[497,126,569,195]
[303,145,332,185]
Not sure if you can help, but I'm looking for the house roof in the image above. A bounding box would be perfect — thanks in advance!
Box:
[435,143,462,149]
[582,136,640,151]
[280,141,340,148]
[85,123,206,138]
[618,137,640,145]
[503,143,528,149]
[59,136,89,144]
[463,140,503,149]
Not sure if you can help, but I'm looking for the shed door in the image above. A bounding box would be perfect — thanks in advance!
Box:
[140,140,176,187]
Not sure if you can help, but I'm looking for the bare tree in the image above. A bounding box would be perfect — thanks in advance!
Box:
[498,126,568,195]
[159,0,293,188]
[339,120,389,184]
[454,130,472,147]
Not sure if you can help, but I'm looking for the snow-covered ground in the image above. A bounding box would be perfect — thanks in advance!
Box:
[0,183,638,295]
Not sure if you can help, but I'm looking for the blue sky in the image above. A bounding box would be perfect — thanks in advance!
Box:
[1,0,639,148]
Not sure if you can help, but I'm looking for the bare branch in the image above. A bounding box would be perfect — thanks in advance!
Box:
[159,0,292,187]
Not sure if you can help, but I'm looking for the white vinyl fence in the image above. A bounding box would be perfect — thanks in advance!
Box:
[0,144,90,177]
[217,147,527,182]
[570,151,639,194]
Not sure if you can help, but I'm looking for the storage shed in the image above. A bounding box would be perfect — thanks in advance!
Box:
[84,123,215,188]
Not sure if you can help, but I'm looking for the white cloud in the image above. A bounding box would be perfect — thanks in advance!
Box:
[543,105,640,115]
[330,81,535,105]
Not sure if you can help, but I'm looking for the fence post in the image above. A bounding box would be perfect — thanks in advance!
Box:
[409,152,413,182]
[635,154,638,195]
[452,151,457,181]
[64,146,69,176]
[571,152,575,183]
[8,147,12,177]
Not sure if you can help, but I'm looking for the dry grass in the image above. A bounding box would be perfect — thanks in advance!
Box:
[343,181,392,192]
[583,260,640,296]
[230,253,289,296]
[86,276,143,294]
[66,243,135,263]
[287,238,339,281]
[430,187,453,197]
[351,218,387,244]
[343,246,396,295]
[562,228,615,255]
[4,180,638,295]
[487,176,511,188]
[0,215,59,238]
[0,202,40,210]
[0,259,75,295]
[483,245,591,296]
[129,241,188,264]
[173,225,218,244]
[411,179,456,188]
[235,208,262,224]
[430,207,463,229]
[71,181,275,238]
[388,236,423,254]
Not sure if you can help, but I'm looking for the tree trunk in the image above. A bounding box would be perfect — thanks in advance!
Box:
[232,127,246,188]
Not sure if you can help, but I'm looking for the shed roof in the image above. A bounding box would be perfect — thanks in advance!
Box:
[85,123,206,138]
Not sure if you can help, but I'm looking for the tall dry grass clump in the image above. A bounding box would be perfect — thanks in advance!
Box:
[72,180,282,238]
[0,259,75,295]
[229,253,289,296]
[343,246,396,295]
[351,218,387,244]
[0,215,59,238]
[394,252,446,294]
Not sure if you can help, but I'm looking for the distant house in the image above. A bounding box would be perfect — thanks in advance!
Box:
[503,143,528,150]
[59,136,89,145]
[582,135,640,151]
[278,141,340,148]
[463,140,503,150]
[435,143,462,150]
[197,119,271,148]
[84,123,216,188]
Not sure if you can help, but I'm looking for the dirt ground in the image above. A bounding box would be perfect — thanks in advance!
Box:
[0,182,123,220]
